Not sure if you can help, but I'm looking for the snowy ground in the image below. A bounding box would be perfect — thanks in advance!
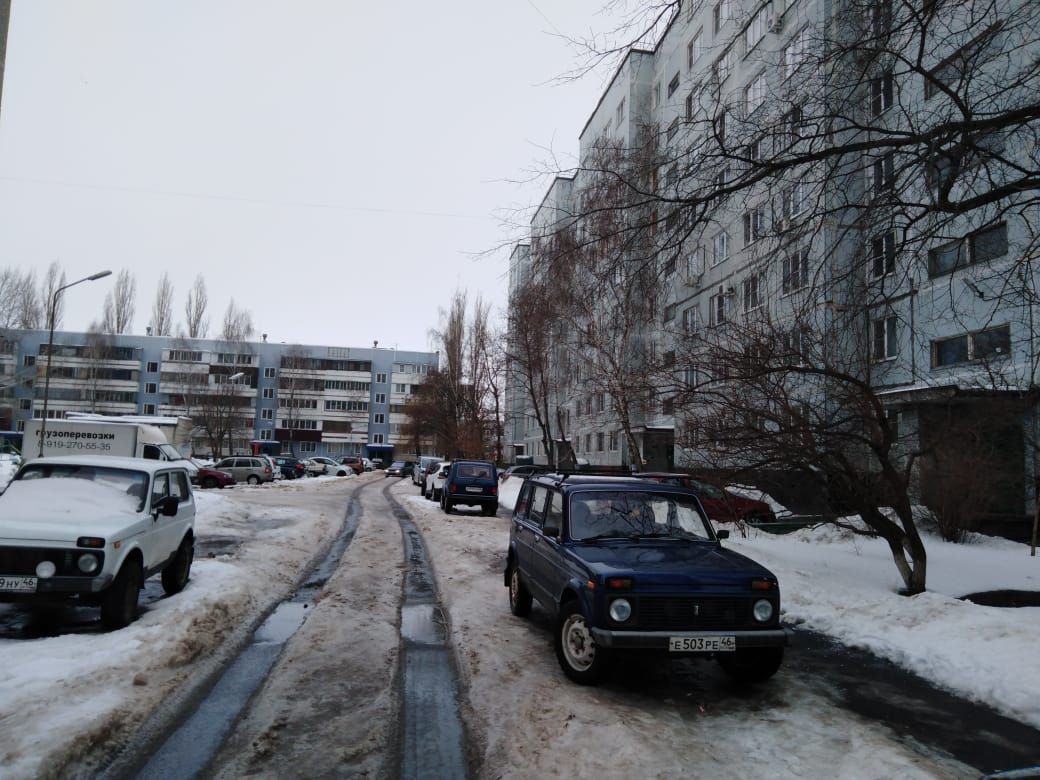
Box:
[0,471,1037,778]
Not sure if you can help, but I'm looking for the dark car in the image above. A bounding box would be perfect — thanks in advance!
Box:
[505,473,788,685]
[273,456,307,480]
[441,460,498,515]
[639,473,777,524]
[196,465,236,489]
[385,461,415,478]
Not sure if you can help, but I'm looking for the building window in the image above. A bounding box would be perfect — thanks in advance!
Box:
[19,398,31,410]
[667,72,680,98]
[652,81,660,109]
[932,325,1010,367]
[616,98,625,124]
[393,383,410,393]
[664,303,677,322]
[264,367,276,378]
[712,231,730,265]
[259,429,273,441]
[597,432,605,452]
[865,152,895,200]
[743,207,766,245]
[744,72,766,115]
[745,3,768,52]
[147,361,159,373]
[682,306,698,333]
[872,315,898,361]
[870,232,896,278]
[145,382,157,394]
[784,27,808,77]
[374,393,386,404]
[372,433,384,445]
[928,222,1007,277]
[23,355,35,367]
[713,0,731,34]
[924,23,1001,100]
[713,47,733,82]
[688,30,703,68]
[710,290,729,326]
[261,408,274,420]
[143,404,156,415]
[782,178,809,221]
[374,413,385,424]
[261,388,273,399]
[782,247,810,293]
[300,441,316,454]
[685,91,694,120]
[743,272,766,312]
[375,372,387,383]
[870,72,894,117]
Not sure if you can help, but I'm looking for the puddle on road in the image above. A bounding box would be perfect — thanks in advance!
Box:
[400,604,447,644]
[254,602,309,644]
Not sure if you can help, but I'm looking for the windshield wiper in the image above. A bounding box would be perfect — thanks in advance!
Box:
[578,533,630,542]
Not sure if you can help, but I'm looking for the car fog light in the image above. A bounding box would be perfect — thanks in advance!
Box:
[77,554,99,574]
[36,560,56,578]
[609,598,632,622]
[752,599,774,622]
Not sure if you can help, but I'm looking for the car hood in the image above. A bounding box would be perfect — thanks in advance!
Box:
[0,479,146,544]
[569,540,776,587]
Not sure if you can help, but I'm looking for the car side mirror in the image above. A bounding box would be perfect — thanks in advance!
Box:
[716,529,730,540]
[155,495,179,517]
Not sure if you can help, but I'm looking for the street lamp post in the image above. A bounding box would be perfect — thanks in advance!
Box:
[225,372,245,457]
[37,270,112,456]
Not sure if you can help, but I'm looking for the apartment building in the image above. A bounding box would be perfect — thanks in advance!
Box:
[0,329,437,460]
[507,0,1039,519]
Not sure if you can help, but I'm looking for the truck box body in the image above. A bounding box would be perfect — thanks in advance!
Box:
[21,419,183,461]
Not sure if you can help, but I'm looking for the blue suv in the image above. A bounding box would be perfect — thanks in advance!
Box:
[505,474,788,685]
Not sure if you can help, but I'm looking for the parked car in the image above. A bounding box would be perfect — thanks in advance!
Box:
[441,460,498,515]
[212,456,274,485]
[257,454,284,481]
[505,473,788,685]
[307,456,352,477]
[338,456,366,475]
[370,458,384,469]
[195,465,236,489]
[424,461,452,501]
[273,456,308,480]
[638,473,777,524]
[413,456,442,488]
[499,464,549,483]
[0,455,196,628]
[385,461,414,478]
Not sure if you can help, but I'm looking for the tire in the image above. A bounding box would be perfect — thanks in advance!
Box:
[507,562,532,617]
[433,488,441,501]
[201,477,217,489]
[482,503,498,517]
[443,497,453,514]
[161,536,194,596]
[247,475,260,485]
[100,558,142,630]
[555,600,611,685]
[717,647,784,684]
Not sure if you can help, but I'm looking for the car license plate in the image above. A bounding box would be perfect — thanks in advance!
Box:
[0,575,38,593]
[669,636,736,652]
[465,486,483,493]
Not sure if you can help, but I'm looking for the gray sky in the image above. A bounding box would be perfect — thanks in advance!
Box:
[0,1,613,352]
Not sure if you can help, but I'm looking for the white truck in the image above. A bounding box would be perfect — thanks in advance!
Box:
[21,419,186,462]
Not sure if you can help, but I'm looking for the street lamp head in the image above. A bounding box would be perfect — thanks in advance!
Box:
[87,270,112,281]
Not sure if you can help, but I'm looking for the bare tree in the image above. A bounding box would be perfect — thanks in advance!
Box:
[101,269,136,334]
[11,268,42,329]
[221,298,255,342]
[150,273,175,336]
[41,263,66,331]
[184,274,209,339]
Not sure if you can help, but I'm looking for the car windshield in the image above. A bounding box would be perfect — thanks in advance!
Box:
[14,462,150,512]
[390,461,406,469]
[568,491,714,542]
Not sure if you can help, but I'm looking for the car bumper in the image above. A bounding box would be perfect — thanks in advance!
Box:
[445,493,497,505]
[0,574,115,602]
[590,627,791,649]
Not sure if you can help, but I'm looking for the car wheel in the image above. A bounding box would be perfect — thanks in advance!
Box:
[482,504,498,517]
[717,647,784,684]
[100,558,142,630]
[201,477,217,489]
[433,488,441,501]
[507,562,532,617]
[443,497,453,514]
[161,536,194,596]
[247,475,260,485]
[555,600,611,685]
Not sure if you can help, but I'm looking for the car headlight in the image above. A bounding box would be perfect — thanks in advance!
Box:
[752,598,774,622]
[36,560,56,578]
[77,553,100,574]
[609,598,632,622]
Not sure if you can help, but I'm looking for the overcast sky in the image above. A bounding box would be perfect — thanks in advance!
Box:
[0,1,615,353]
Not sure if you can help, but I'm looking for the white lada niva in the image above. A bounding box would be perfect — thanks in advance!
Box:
[0,455,195,629]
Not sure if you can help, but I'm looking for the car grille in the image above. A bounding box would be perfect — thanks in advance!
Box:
[0,546,102,576]
[633,596,753,630]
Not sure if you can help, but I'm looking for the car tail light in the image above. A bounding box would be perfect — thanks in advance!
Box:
[490,486,497,495]
[448,482,456,493]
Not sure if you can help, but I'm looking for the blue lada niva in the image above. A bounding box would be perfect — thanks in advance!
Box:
[505,473,789,684]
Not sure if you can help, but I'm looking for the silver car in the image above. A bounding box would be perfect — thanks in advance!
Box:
[212,456,274,485]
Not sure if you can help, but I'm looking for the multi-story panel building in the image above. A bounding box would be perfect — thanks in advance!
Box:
[507,0,1040,520]
[0,329,437,461]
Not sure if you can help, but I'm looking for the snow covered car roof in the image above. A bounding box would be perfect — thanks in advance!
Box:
[17,454,192,475]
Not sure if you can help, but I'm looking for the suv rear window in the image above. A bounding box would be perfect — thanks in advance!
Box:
[457,463,493,479]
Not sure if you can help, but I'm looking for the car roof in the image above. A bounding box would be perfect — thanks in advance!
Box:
[526,473,699,496]
[20,455,190,474]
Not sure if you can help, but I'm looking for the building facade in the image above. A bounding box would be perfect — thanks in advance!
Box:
[0,329,437,460]
[506,0,1040,520]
